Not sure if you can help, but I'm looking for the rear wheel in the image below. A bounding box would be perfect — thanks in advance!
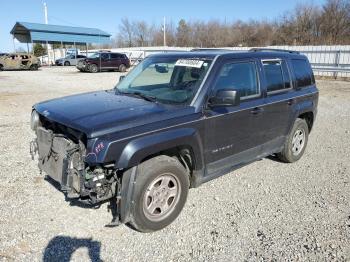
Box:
[277,118,309,163]
[64,61,70,66]
[119,64,127,72]
[0,64,3,71]
[89,64,98,73]
[30,64,38,71]
[127,155,189,232]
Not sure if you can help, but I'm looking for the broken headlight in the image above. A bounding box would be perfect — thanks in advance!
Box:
[30,110,40,131]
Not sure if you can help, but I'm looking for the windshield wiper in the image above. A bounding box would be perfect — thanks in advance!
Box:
[117,90,157,103]
[131,92,157,102]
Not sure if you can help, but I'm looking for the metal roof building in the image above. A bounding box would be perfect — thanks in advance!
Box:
[10,22,111,44]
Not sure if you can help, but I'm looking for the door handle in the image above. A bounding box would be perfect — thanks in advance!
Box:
[250,107,264,115]
[287,99,295,105]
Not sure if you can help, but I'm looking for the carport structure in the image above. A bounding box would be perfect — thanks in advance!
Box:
[10,21,111,63]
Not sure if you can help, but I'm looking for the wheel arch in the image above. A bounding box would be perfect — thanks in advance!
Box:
[116,128,204,173]
[298,111,314,132]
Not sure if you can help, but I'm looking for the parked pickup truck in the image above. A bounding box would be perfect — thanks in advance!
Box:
[30,49,318,232]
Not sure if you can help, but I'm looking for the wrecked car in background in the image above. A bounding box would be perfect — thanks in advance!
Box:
[0,53,40,71]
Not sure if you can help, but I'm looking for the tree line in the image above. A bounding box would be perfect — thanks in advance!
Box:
[115,0,350,48]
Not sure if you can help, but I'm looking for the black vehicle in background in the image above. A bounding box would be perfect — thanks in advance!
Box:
[76,52,131,73]
[30,49,318,232]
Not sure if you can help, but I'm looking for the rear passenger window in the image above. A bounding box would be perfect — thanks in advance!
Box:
[213,62,259,99]
[291,59,314,88]
[101,53,109,60]
[262,60,291,93]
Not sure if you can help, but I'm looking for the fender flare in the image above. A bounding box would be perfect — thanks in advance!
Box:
[116,127,204,171]
[288,99,315,134]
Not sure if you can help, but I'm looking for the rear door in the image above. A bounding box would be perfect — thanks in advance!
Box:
[6,55,19,69]
[204,59,266,175]
[258,58,296,153]
[110,53,121,69]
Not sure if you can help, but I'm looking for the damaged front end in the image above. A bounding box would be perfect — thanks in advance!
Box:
[30,111,120,206]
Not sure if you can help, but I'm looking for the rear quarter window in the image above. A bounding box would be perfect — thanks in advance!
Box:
[291,59,315,88]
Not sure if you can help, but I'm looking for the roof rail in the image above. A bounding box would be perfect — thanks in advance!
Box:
[250,48,300,54]
[190,48,232,52]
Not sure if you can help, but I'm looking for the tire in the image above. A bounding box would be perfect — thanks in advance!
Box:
[0,64,3,71]
[64,61,70,66]
[127,155,189,232]
[89,64,98,73]
[119,64,127,72]
[30,64,38,71]
[277,118,309,163]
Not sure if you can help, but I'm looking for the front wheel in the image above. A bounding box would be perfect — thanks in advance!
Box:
[127,155,189,232]
[89,64,98,73]
[277,118,309,163]
[64,61,70,66]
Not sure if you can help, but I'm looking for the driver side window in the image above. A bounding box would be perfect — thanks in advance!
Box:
[213,61,259,100]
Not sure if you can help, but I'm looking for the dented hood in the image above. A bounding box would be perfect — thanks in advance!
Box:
[34,90,173,138]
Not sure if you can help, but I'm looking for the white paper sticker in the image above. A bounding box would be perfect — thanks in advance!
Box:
[175,59,204,68]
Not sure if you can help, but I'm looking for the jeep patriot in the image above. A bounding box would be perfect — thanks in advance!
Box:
[30,49,318,232]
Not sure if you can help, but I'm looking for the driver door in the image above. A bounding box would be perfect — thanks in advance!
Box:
[204,59,265,176]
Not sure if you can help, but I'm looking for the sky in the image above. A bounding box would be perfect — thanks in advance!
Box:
[1,0,326,52]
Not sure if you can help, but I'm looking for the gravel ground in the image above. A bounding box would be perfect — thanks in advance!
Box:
[0,67,349,261]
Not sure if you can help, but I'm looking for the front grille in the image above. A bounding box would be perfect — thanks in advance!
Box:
[37,127,78,187]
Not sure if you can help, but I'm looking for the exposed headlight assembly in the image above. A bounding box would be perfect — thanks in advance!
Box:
[30,110,40,131]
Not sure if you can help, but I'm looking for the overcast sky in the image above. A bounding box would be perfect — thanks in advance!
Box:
[1,0,326,52]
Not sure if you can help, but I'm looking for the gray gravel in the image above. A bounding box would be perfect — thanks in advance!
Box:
[0,67,350,261]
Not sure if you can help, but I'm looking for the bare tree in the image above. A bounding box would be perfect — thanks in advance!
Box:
[134,21,149,47]
[321,0,350,44]
[176,19,191,46]
[114,0,350,48]
[119,18,134,47]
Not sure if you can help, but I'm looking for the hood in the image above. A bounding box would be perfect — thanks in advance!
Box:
[34,90,177,138]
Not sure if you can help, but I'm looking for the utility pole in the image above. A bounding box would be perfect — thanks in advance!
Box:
[163,17,166,47]
[44,2,51,65]
[44,2,48,24]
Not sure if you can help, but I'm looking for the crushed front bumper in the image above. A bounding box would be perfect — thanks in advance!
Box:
[31,126,115,204]
[76,61,89,71]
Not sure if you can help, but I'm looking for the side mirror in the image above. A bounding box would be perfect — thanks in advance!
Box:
[119,75,125,82]
[208,89,240,107]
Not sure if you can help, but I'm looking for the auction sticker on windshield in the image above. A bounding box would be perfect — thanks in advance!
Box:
[175,59,204,68]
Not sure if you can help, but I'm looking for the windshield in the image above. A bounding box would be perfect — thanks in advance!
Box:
[88,53,100,59]
[116,56,212,105]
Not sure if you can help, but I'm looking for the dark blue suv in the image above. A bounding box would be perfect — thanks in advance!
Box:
[30,48,318,232]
